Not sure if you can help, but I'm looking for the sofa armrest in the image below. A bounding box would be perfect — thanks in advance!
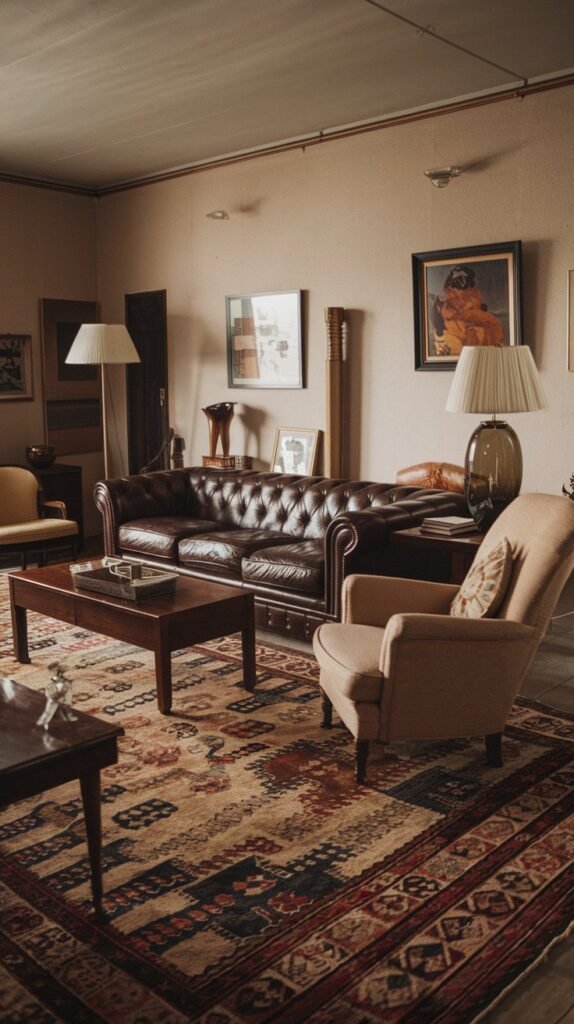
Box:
[94,470,193,556]
[325,489,469,617]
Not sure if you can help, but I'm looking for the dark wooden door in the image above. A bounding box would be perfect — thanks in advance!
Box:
[125,290,169,474]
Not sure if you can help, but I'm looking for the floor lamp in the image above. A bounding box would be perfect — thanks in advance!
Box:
[65,324,141,480]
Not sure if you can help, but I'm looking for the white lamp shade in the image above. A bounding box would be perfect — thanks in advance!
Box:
[65,323,140,365]
[446,345,547,415]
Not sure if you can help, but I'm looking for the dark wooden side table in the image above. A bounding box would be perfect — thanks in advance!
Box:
[0,677,123,915]
[34,463,84,546]
[390,526,483,584]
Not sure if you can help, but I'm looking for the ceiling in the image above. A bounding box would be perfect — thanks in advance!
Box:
[1,0,573,193]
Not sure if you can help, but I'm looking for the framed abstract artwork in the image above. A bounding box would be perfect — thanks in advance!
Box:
[270,427,320,475]
[0,334,33,400]
[41,298,101,454]
[412,241,523,370]
[226,290,303,388]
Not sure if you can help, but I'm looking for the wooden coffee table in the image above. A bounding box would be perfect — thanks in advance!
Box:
[9,564,256,714]
[0,677,123,915]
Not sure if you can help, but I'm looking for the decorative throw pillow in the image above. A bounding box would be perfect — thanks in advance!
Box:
[450,537,513,619]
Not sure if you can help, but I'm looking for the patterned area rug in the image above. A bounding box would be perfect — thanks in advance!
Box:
[0,577,573,1024]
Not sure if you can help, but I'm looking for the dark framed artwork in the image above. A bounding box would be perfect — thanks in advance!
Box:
[41,298,101,454]
[0,334,33,400]
[412,241,523,370]
[226,290,303,388]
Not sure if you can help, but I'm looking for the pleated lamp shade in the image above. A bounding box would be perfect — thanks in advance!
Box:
[446,345,547,415]
[446,346,547,532]
[65,324,140,365]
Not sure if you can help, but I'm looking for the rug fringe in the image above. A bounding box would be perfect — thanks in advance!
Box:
[469,920,574,1024]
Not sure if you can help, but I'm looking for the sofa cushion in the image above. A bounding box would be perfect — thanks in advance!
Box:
[242,540,324,594]
[178,529,296,577]
[119,517,231,561]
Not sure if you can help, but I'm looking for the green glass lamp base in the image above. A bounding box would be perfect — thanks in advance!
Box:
[465,419,523,532]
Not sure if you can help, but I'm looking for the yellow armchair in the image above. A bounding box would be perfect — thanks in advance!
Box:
[0,466,79,569]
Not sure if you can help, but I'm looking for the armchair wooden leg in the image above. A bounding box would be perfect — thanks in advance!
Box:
[355,740,369,784]
[485,732,503,767]
[321,690,333,729]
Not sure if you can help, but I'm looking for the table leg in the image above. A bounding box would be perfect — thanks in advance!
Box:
[79,770,103,914]
[242,596,256,691]
[154,645,173,714]
[9,582,30,664]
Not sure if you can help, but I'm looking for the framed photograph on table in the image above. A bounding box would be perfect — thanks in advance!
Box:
[227,290,303,388]
[412,241,523,370]
[270,427,320,475]
[0,334,33,400]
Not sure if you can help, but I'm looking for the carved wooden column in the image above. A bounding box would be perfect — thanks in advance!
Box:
[324,307,346,477]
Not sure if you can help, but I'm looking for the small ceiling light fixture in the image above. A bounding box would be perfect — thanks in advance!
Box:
[424,166,462,189]
[206,209,230,220]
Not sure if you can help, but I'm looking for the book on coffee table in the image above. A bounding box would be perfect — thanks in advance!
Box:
[420,515,479,535]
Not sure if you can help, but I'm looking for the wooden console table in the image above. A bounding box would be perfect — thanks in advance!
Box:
[390,526,483,584]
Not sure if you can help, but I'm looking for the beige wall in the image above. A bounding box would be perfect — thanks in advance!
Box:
[2,86,573,542]
[96,87,574,495]
[0,183,102,535]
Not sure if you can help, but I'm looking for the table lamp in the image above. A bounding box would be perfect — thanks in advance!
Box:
[66,324,140,479]
[446,345,547,531]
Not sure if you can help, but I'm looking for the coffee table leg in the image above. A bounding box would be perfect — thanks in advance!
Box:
[9,582,30,664]
[242,596,256,691]
[79,770,103,915]
[154,646,172,714]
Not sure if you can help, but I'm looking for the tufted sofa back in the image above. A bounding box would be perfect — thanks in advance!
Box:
[185,469,416,539]
[99,468,422,541]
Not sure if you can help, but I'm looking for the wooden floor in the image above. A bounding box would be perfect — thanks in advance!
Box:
[4,537,574,1023]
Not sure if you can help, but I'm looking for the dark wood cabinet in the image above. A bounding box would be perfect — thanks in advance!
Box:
[34,463,84,546]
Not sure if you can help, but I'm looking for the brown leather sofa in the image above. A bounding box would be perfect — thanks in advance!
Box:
[94,467,468,639]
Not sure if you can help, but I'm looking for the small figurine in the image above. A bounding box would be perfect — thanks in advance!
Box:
[36,662,76,729]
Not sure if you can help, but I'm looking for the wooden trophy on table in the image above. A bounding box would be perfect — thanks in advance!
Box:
[202,403,237,469]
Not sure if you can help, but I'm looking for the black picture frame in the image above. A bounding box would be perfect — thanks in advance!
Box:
[226,290,303,388]
[412,241,523,371]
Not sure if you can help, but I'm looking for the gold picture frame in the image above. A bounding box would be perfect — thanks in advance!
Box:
[270,427,320,475]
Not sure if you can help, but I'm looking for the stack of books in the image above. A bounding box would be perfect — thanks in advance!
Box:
[420,515,479,536]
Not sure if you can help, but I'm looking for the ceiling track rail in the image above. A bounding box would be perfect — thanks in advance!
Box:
[1,73,572,199]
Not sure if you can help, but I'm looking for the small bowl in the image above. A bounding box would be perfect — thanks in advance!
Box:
[26,445,56,469]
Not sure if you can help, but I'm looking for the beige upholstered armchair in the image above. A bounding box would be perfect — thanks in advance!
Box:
[0,466,79,569]
[313,494,574,783]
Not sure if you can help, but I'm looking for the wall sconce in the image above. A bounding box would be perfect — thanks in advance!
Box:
[424,166,462,188]
[206,209,230,220]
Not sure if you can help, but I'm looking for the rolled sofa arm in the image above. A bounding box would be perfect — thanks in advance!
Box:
[94,470,193,556]
[324,488,469,619]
